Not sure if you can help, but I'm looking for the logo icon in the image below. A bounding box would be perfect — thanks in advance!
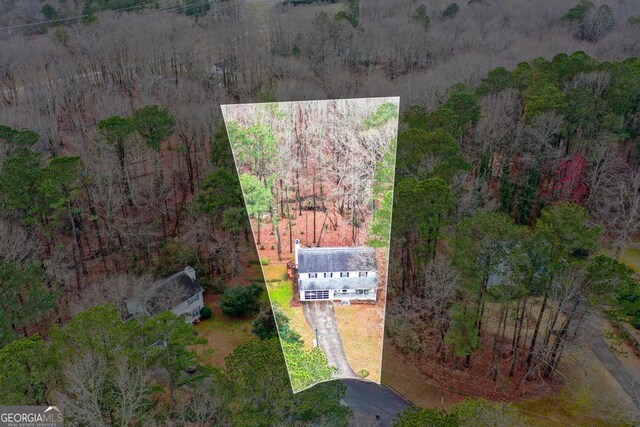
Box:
[0,406,63,427]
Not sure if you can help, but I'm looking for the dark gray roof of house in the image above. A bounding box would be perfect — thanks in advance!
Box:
[298,246,376,273]
[299,276,377,291]
[135,271,204,316]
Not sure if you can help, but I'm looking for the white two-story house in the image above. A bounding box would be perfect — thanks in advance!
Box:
[126,266,205,323]
[294,240,378,302]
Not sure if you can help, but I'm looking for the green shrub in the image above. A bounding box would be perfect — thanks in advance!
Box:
[387,319,422,354]
[281,341,336,391]
[260,258,270,266]
[631,314,640,330]
[220,283,264,317]
[393,406,456,427]
[442,3,458,19]
[252,309,277,339]
[273,308,301,344]
[562,0,593,22]
[200,306,212,320]
[357,369,369,379]
[413,5,430,30]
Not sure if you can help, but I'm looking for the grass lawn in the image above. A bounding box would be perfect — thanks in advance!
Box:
[514,335,639,426]
[334,304,384,383]
[616,244,640,272]
[266,279,315,347]
[194,314,255,368]
[515,373,636,426]
[599,242,640,272]
[191,263,279,369]
[262,263,287,282]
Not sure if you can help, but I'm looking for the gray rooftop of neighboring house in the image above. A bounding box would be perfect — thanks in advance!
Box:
[129,268,204,316]
[298,246,376,274]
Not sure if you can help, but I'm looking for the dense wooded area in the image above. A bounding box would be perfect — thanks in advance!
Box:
[0,0,639,424]
[223,99,397,256]
[222,98,397,391]
[386,53,640,411]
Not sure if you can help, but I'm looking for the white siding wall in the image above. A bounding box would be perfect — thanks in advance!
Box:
[299,288,376,301]
[299,271,377,280]
[171,291,204,322]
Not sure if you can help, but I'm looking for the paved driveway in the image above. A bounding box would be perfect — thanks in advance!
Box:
[585,314,640,411]
[302,301,357,378]
[341,379,412,426]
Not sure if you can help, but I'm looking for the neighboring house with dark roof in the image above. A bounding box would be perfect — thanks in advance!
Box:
[126,267,204,323]
[294,239,377,301]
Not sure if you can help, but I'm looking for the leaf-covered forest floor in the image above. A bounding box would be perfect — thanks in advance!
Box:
[382,238,640,424]
[384,299,563,400]
[252,207,372,262]
[383,306,638,425]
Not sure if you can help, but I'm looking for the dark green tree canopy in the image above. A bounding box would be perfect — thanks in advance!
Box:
[131,105,176,150]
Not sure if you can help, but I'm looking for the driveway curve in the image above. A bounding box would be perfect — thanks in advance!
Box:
[302,301,357,379]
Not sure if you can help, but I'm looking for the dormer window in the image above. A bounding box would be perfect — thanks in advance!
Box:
[359,271,368,277]
[340,272,349,278]
[309,273,318,278]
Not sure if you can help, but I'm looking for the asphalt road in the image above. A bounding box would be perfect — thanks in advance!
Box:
[302,301,357,378]
[341,379,412,426]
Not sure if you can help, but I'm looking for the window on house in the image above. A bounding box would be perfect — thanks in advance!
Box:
[359,271,368,277]
[309,273,318,278]
[340,272,349,278]
[304,290,329,300]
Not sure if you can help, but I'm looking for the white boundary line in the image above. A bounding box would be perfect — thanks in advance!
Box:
[221,96,400,394]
